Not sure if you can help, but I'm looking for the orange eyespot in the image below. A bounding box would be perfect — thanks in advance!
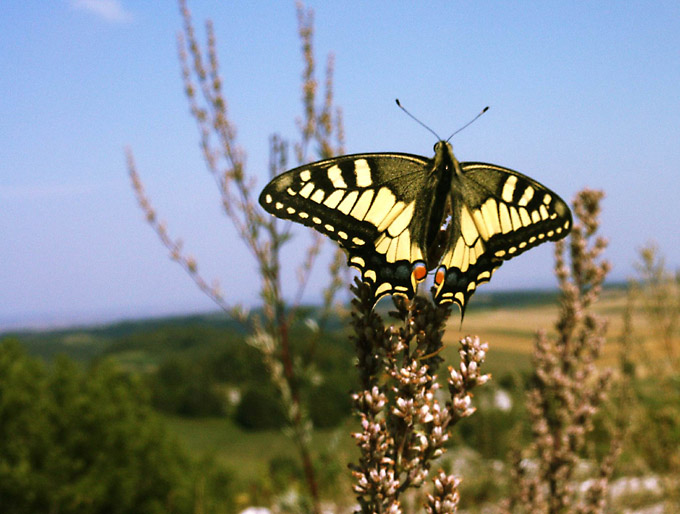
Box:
[434,266,446,285]
[411,262,427,282]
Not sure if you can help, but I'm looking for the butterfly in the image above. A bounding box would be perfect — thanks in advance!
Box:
[259,138,572,316]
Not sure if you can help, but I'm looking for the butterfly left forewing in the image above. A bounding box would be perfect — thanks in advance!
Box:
[433,162,572,314]
[259,153,433,303]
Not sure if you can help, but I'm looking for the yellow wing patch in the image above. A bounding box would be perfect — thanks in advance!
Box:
[354,159,372,187]
[327,165,347,188]
[350,190,374,220]
[364,187,396,226]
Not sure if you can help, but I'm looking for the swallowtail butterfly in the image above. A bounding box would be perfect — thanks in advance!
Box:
[259,133,571,316]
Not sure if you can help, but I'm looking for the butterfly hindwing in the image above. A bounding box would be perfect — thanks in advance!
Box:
[259,153,434,302]
[433,162,572,313]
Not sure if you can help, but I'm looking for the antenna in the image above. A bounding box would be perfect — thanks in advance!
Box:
[395,99,441,140]
[446,106,489,141]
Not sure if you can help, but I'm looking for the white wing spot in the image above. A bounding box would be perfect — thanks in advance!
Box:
[386,238,398,262]
[323,190,344,209]
[352,237,365,245]
[312,216,321,224]
[376,236,391,254]
[327,165,347,188]
[286,187,297,196]
[499,202,512,234]
[310,189,325,203]
[338,231,348,239]
[519,207,532,226]
[473,239,484,262]
[338,190,359,214]
[325,224,334,232]
[350,256,365,267]
[461,245,470,272]
[299,182,314,198]
[410,241,423,262]
[472,209,490,240]
[395,230,411,261]
[518,185,534,206]
[376,201,407,232]
[375,282,392,297]
[354,159,372,187]
[502,175,518,202]
[299,170,311,182]
[481,198,502,235]
[539,205,549,220]
[275,202,283,210]
[350,189,374,220]
[543,194,552,205]
[547,230,554,237]
[509,206,522,231]
[460,206,479,245]
[286,207,295,214]
[478,270,491,281]
[264,194,272,204]
[299,212,309,219]
[449,237,465,269]
[387,202,415,237]
[364,270,377,282]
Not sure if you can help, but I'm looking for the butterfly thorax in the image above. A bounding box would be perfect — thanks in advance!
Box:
[424,142,460,268]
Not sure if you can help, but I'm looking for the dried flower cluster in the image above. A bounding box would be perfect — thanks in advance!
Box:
[127,2,344,511]
[349,280,490,513]
[506,189,619,513]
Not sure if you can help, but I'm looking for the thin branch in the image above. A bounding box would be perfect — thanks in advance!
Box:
[127,149,229,313]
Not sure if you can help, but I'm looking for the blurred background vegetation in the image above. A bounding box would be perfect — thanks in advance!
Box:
[2,256,679,512]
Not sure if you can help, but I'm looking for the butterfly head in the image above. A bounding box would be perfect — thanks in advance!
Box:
[433,140,462,178]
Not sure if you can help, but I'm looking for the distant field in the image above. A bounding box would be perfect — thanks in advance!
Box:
[164,415,358,474]
[447,286,668,368]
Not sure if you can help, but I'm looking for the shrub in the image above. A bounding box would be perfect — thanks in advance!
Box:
[235,386,286,430]
[0,338,190,514]
[151,357,224,417]
[308,382,352,428]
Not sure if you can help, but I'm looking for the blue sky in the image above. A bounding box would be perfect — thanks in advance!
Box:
[2,1,679,329]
